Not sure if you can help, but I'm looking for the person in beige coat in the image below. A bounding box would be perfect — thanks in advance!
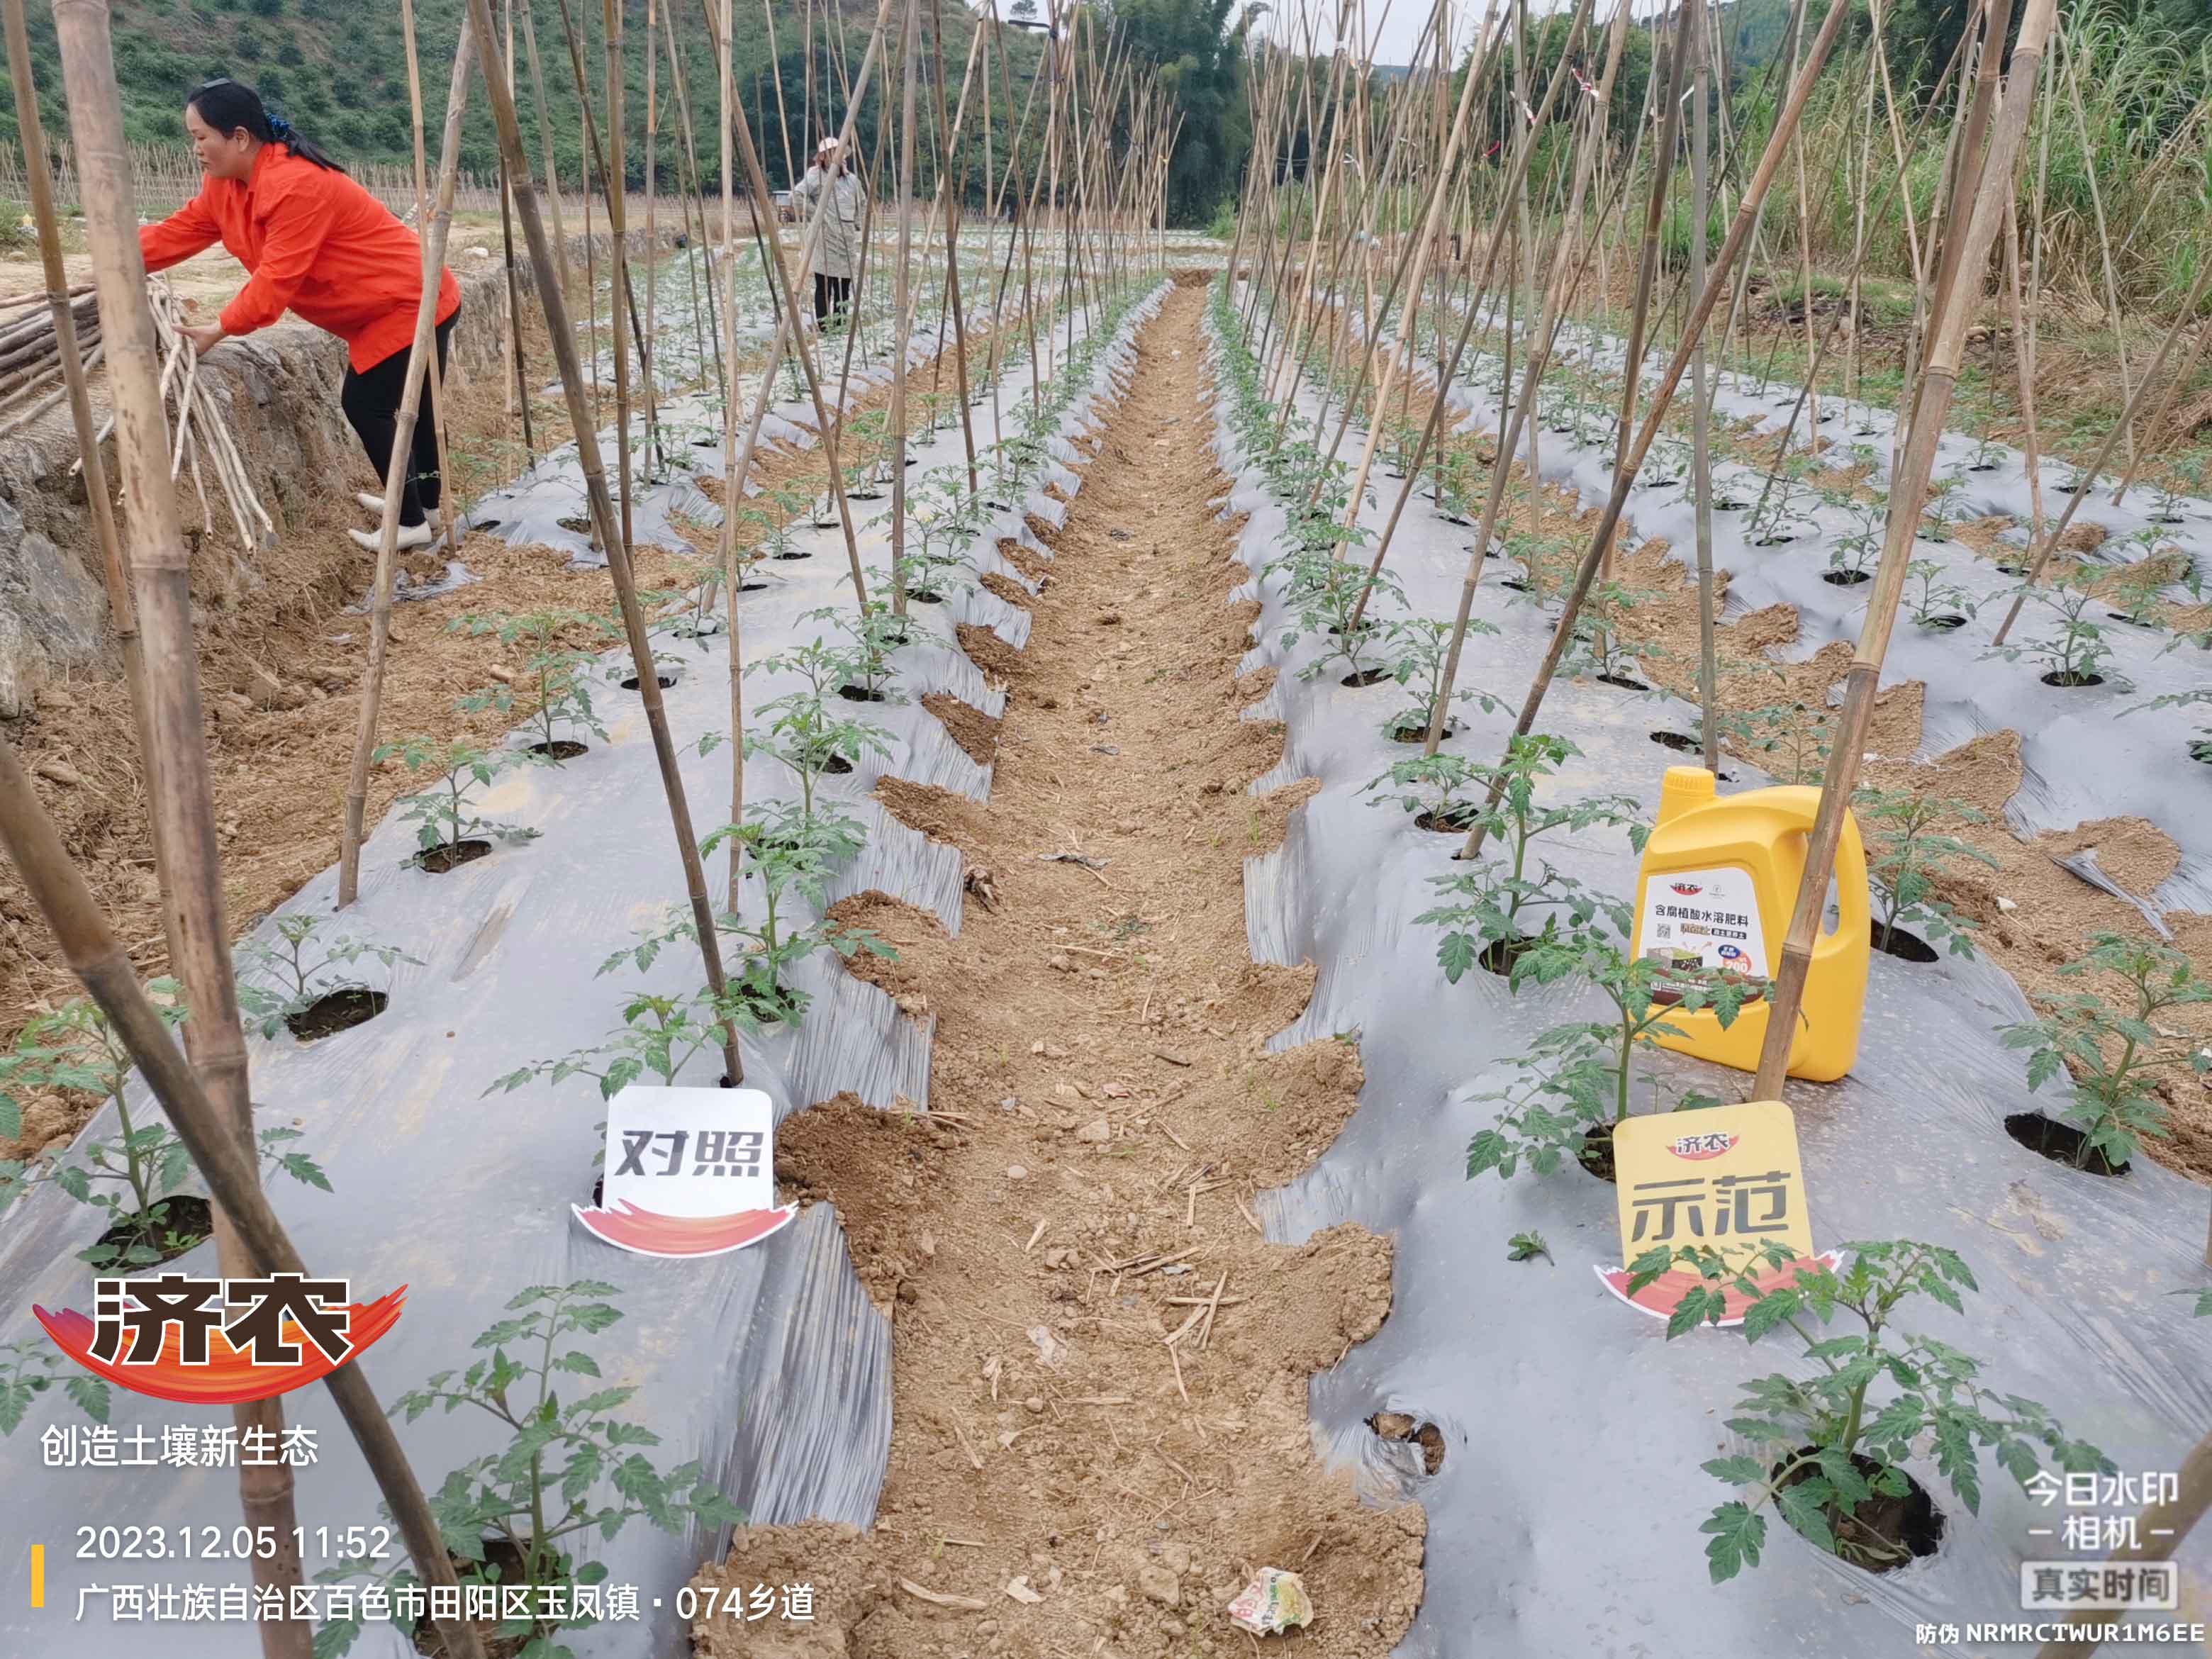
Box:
[795,136,864,325]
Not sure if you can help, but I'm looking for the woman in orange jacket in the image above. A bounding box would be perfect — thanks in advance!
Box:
[140,80,462,553]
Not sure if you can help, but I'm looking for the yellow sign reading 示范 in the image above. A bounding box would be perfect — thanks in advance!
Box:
[1611,1098,1813,1274]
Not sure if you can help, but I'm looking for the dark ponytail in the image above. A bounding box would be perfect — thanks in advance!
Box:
[186,78,342,173]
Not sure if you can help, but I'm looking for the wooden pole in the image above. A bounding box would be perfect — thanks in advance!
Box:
[888,0,921,616]
[1689,0,1718,771]
[1751,0,2055,1100]
[338,23,476,910]
[49,1,313,1648]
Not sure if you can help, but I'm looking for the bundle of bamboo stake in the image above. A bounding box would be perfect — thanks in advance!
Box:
[0,281,101,442]
[69,276,274,552]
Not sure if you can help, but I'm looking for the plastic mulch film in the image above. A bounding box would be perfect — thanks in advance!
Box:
[1205,284,2212,1658]
[0,276,1168,1658]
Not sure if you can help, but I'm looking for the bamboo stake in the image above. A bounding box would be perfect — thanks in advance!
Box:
[1752,0,2056,1099]
[517,0,573,306]
[459,0,748,1086]
[888,0,920,618]
[49,2,317,1648]
[0,738,486,1659]
[400,0,467,559]
[1453,0,1854,860]
[338,21,475,911]
[1688,0,1718,772]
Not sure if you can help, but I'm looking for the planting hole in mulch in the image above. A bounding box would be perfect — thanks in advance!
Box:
[823,754,855,775]
[776,547,815,559]
[557,515,592,534]
[1995,562,2030,577]
[1650,730,1699,754]
[527,739,590,761]
[1326,620,1375,637]
[1923,613,1970,631]
[1597,674,1652,693]
[1389,714,1456,743]
[1714,498,1750,512]
[2040,670,2105,688]
[1368,1412,1447,1475]
[1775,1451,1944,1572]
[1415,808,1479,835]
[621,671,678,691]
[286,988,388,1041]
[1821,569,1872,586]
[1753,534,1798,547]
[413,1538,535,1656]
[1341,668,1392,688]
[1499,578,1530,592]
[473,518,502,532]
[908,589,946,605]
[1477,934,1538,979]
[1580,1122,1618,1183]
[839,683,889,703]
[97,1196,214,1269]
[2005,1112,2129,1177]
[737,579,770,592]
[1870,922,1938,964]
[415,840,493,874]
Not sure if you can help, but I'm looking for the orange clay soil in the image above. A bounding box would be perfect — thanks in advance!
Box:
[688,280,1424,1659]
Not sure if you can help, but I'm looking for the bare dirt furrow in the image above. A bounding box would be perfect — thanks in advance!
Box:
[691,279,1425,1659]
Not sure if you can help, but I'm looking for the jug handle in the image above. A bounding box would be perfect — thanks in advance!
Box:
[1763,795,1870,953]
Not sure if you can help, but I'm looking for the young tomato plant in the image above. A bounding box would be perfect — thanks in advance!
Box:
[449,608,615,759]
[1267,518,1397,685]
[372,738,546,868]
[1984,574,2123,689]
[1638,1241,2106,1582]
[0,996,328,1268]
[806,603,910,703]
[705,805,892,1024]
[1463,927,1755,1180]
[1380,616,1499,742]
[1998,934,2212,1173]
[235,913,420,1041]
[1417,733,1647,978]
[1904,558,1979,629]
[1363,753,1487,834]
[0,1339,109,1436]
[315,1281,745,1658]
[1850,790,1997,960]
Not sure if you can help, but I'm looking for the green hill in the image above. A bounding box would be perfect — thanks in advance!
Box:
[0,0,1047,197]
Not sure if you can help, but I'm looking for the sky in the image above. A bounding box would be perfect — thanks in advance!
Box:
[1248,0,1675,74]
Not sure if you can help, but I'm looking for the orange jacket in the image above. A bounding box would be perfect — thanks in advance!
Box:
[139,144,459,374]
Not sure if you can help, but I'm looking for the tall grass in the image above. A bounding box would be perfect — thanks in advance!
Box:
[1757,1,2211,311]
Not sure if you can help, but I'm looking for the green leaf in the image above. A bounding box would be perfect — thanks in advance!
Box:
[1700,1501,1765,1583]
[1701,1455,1766,1487]
[1775,1477,1838,1555]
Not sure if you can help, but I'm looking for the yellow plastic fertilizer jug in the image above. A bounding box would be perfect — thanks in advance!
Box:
[1630,766,1870,1083]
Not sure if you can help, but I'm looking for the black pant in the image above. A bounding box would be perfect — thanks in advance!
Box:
[813,272,852,323]
[340,306,457,528]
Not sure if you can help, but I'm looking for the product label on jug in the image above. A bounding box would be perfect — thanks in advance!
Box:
[1636,866,1767,976]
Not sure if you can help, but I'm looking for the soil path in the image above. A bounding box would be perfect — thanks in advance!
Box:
[691,281,1426,1657]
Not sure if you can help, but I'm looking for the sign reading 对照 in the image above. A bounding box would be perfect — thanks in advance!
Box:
[571,1085,798,1258]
